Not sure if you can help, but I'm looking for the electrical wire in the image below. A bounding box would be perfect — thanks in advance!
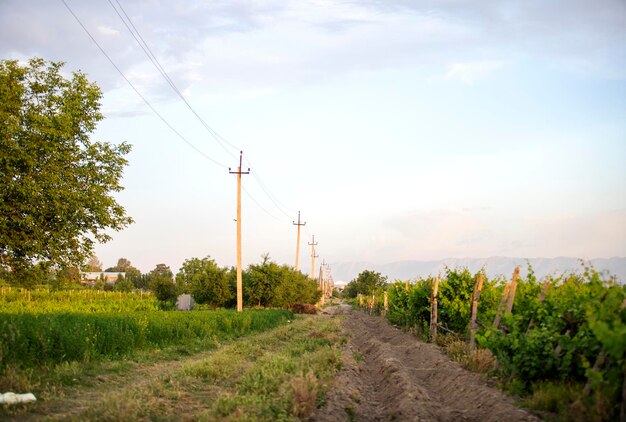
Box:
[242,153,296,219]
[65,0,308,231]
[108,0,302,220]
[61,0,228,168]
[108,0,239,159]
[241,185,286,223]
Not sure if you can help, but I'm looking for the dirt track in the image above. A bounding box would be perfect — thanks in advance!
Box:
[314,305,539,422]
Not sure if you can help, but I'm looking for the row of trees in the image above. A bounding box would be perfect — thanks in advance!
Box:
[0,250,324,308]
[155,254,321,308]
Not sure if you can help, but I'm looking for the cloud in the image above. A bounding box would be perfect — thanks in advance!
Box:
[378,208,626,261]
[0,0,624,108]
[97,25,119,36]
[444,60,507,83]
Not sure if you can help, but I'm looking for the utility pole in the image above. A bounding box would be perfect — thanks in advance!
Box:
[292,211,306,271]
[229,151,249,312]
[308,235,318,280]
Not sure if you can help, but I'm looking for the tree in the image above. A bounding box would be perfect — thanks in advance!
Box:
[114,274,133,293]
[244,254,321,308]
[177,257,232,308]
[148,264,176,303]
[105,257,142,288]
[0,58,133,284]
[86,255,103,272]
[344,270,388,298]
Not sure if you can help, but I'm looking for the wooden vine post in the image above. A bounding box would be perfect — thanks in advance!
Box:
[383,291,388,316]
[493,267,520,329]
[468,273,485,351]
[504,267,521,314]
[429,276,440,342]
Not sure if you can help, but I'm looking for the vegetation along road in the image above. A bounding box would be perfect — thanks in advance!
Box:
[2,302,548,421]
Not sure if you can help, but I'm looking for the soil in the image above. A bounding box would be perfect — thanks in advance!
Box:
[314,304,539,422]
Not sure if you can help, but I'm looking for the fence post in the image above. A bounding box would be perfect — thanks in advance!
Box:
[493,282,511,329]
[469,273,485,351]
[430,276,440,342]
[383,291,388,316]
[504,267,520,314]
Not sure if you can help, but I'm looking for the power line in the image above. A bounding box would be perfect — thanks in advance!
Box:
[107,0,239,159]
[61,0,228,168]
[243,153,295,218]
[108,0,301,220]
[65,0,303,230]
[242,185,286,223]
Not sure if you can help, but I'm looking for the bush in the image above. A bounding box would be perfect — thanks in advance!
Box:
[291,304,317,314]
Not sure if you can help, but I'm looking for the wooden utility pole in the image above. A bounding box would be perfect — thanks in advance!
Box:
[318,264,325,305]
[308,235,318,279]
[229,151,249,312]
[292,211,306,271]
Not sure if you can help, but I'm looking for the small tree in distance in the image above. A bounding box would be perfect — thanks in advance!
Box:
[148,264,176,304]
[105,257,142,289]
[176,257,233,308]
[344,270,388,298]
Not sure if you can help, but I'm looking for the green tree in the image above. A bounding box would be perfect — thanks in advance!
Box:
[52,264,81,290]
[105,257,142,288]
[0,58,133,284]
[148,264,176,303]
[244,254,321,308]
[177,257,232,308]
[114,274,133,292]
[344,270,388,298]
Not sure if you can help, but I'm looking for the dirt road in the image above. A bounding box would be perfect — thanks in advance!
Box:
[314,305,539,422]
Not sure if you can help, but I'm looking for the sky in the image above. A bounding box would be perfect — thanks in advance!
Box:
[1,0,625,276]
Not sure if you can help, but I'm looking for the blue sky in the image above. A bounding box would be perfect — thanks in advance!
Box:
[1,0,625,275]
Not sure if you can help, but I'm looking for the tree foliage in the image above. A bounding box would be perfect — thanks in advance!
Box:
[344,270,388,298]
[105,257,142,289]
[244,254,321,307]
[86,255,103,272]
[176,257,233,308]
[0,58,132,283]
[148,264,176,303]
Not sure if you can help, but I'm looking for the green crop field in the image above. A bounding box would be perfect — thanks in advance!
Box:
[0,289,293,371]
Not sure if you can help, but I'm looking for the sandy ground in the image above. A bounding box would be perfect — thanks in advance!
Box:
[314,305,539,422]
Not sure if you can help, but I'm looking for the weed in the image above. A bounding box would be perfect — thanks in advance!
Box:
[291,369,319,418]
[345,405,356,421]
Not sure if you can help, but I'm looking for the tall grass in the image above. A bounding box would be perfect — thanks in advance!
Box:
[0,309,292,370]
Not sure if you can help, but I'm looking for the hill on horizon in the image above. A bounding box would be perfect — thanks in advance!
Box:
[330,256,626,284]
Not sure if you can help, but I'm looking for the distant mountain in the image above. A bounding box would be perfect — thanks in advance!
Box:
[330,257,626,284]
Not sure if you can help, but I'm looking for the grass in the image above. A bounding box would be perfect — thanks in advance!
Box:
[1,314,345,421]
[0,309,292,370]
